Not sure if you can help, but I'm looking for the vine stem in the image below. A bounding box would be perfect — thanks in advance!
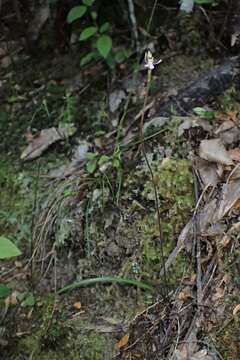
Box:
[139,68,168,297]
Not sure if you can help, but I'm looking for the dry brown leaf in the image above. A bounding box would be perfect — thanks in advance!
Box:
[219,234,231,248]
[233,304,240,315]
[177,286,192,301]
[228,148,240,162]
[234,198,240,209]
[217,179,240,220]
[14,260,23,268]
[5,291,18,306]
[211,287,225,302]
[193,157,220,187]
[215,121,240,145]
[117,334,129,349]
[21,125,76,161]
[215,120,235,133]
[73,302,82,310]
[227,111,238,123]
[199,139,233,165]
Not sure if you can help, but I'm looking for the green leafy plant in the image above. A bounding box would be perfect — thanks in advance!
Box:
[67,0,113,66]
[59,90,78,125]
[0,235,21,259]
[85,152,110,174]
[67,0,131,68]
[193,107,215,120]
[0,236,21,300]
[0,284,11,299]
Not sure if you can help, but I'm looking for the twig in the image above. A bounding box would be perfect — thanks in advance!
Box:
[30,161,40,288]
[127,0,140,52]
[192,169,203,308]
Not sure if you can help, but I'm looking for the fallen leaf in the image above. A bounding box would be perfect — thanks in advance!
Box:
[215,120,235,134]
[14,260,23,268]
[144,116,168,134]
[109,89,126,113]
[215,121,240,145]
[73,302,82,310]
[199,139,233,165]
[217,179,240,220]
[193,157,220,187]
[211,287,225,302]
[227,111,238,123]
[178,117,212,137]
[234,198,240,209]
[177,286,192,301]
[21,125,76,161]
[233,304,240,315]
[228,148,240,162]
[5,291,18,306]
[117,334,129,349]
[219,234,231,248]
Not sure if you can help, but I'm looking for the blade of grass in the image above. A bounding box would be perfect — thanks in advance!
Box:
[57,276,154,294]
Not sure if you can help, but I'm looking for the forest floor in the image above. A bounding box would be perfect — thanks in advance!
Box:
[1,3,240,360]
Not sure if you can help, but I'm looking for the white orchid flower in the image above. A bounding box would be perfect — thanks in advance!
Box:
[144,50,162,70]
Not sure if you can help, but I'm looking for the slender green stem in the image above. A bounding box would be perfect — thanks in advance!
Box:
[139,68,168,297]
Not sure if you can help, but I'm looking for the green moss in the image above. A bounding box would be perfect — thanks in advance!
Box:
[137,159,194,283]
[219,86,240,112]
[72,331,112,360]
[11,295,113,360]
[0,158,35,245]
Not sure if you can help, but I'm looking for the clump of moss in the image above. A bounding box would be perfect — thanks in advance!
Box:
[137,159,194,283]
[0,158,33,240]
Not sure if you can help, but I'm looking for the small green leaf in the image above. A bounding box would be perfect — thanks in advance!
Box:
[82,0,95,6]
[0,236,21,259]
[17,292,26,301]
[91,11,98,20]
[98,155,109,165]
[0,284,11,299]
[193,107,215,120]
[67,6,87,23]
[80,52,94,67]
[22,293,35,307]
[95,130,105,136]
[99,22,110,33]
[86,152,97,160]
[96,35,112,58]
[79,26,98,41]
[86,159,97,174]
[112,158,120,169]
